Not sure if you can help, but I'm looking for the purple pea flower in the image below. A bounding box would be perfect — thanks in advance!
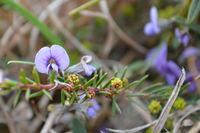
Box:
[146,44,181,85]
[81,56,96,76]
[144,6,161,36]
[87,99,100,118]
[35,45,70,74]
[186,74,197,92]
[164,61,181,85]
[175,28,190,46]
[68,55,96,76]
[78,95,100,118]
[180,47,200,59]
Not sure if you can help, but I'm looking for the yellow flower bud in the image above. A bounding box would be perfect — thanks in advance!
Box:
[48,104,55,112]
[173,98,186,110]
[68,74,79,84]
[145,127,153,133]
[111,78,123,89]
[148,100,162,115]
[166,118,173,130]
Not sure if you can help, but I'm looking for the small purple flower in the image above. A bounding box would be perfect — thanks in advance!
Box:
[68,55,96,76]
[175,28,190,46]
[87,99,100,118]
[35,45,70,74]
[146,44,181,85]
[146,44,167,74]
[144,6,161,36]
[164,61,181,85]
[180,47,200,59]
[186,74,197,92]
[78,95,100,118]
[81,56,96,76]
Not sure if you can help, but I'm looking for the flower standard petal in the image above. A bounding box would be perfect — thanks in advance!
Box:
[81,56,96,76]
[50,45,70,71]
[175,28,182,42]
[150,6,158,25]
[181,47,200,59]
[166,61,181,78]
[182,34,190,46]
[35,47,51,74]
[87,107,96,118]
[144,22,155,35]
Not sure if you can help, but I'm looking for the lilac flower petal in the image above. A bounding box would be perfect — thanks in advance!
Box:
[81,56,96,76]
[188,82,196,91]
[154,44,167,72]
[144,22,155,35]
[51,64,59,73]
[182,34,190,46]
[50,45,70,71]
[166,61,181,77]
[181,47,200,59]
[87,107,96,118]
[150,7,158,25]
[166,73,176,85]
[186,74,197,91]
[35,47,51,74]
[81,56,92,63]
[90,99,100,111]
[175,28,182,42]
[82,65,96,76]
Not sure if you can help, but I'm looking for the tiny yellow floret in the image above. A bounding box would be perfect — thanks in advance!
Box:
[173,98,186,110]
[148,100,162,115]
[111,78,123,89]
[68,74,79,84]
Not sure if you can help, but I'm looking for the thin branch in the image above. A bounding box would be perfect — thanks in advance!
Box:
[41,111,57,133]
[99,0,147,54]
[107,120,158,133]
[173,105,200,133]
[153,68,186,133]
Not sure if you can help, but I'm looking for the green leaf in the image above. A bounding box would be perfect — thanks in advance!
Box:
[1,0,62,44]
[112,97,122,114]
[142,83,163,92]
[120,66,128,80]
[180,82,190,93]
[32,68,40,84]
[25,88,31,100]
[80,95,88,103]
[13,90,21,106]
[25,77,36,84]
[50,70,56,83]
[42,90,53,100]
[95,72,108,87]
[29,91,44,98]
[0,90,12,95]
[70,92,76,105]
[61,89,66,105]
[102,77,114,89]
[187,0,200,23]
[83,74,98,88]
[125,75,149,89]
[99,91,112,95]
[7,60,35,65]
[69,0,101,16]
[20,69,27,85]
[148,86,172,94]
[174,16,200,34]
[72,118,87,133]
[126,93,148,97]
